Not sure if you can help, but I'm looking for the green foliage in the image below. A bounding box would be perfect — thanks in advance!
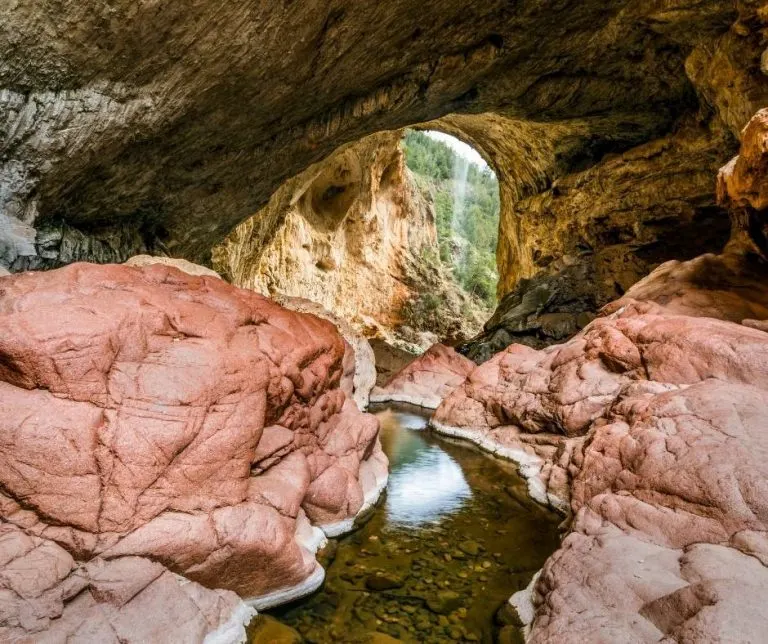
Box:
[402,130,500,306]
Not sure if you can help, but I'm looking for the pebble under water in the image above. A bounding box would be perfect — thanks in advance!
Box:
[263,403,562,643]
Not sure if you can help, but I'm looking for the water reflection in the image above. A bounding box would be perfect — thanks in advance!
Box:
[267,403,561,644]
[377,408,471,527]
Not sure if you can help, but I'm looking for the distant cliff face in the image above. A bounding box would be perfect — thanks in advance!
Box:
[214,131,486,348]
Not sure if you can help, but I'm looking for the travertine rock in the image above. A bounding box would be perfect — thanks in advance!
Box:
[125,254,222,279]
[370,344,475,409]
[462,120,738,361]
[0,262,388,640]
[1,0,763,275]
[717,107,768,259]
[214,131,486,346]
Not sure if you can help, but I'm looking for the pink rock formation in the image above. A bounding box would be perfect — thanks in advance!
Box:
[369,343,475,409]
[434,268,768,640]
[603,252,768,322]
[0,262,388,640]
[433,261,768,640]
[0,521,254,643]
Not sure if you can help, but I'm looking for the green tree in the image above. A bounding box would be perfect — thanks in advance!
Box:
[402,130,500,307]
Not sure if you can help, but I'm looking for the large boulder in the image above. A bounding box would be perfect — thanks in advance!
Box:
[435,268,768,640]
[269,294,377,411]
[0,262,388,641]
[370,343,475,409]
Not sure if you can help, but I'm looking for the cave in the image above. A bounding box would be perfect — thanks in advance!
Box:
[1,2,768,643]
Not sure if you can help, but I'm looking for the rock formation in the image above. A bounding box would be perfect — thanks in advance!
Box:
[435,257,768,639]
[460,117,739,361]
[370,344,475,409]
[0,262,388,640]
[268,294,377,411]
[125,254,223,279]
[1,1,768,641]
[125,257,377,409]
[1,0,765,278]
[214,131,486,348]
[430,111,768,641]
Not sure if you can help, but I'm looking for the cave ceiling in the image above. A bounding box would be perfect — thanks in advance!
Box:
[1,0,766,261]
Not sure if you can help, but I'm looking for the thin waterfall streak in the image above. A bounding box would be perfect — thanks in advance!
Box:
[453,152,470,268]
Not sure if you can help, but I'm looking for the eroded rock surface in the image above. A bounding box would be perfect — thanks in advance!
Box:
[370,344,475,410]
[433,250,768,639]
[0,262,388,640]
[0,523,254,643]
[269,294,377,411]
[718,107,768,259]
[1,0,765,274]
[214,131,486,348]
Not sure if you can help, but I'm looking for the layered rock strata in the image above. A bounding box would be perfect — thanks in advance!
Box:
[369,344,475,409]
[0,262,388,640]
[2,0,764,274]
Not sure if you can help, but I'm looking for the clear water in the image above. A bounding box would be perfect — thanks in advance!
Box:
[266,403,561,643]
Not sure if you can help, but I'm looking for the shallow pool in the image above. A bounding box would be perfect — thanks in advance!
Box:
[268,403,561,643]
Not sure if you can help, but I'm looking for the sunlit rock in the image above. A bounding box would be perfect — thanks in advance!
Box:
[370,344,475,409]
[0,262,388,639]
[214,131,486,348]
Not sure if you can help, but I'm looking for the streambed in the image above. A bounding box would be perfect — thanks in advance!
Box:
[268,403,561,643]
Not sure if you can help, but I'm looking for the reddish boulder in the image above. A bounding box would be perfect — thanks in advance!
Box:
[434,256,768,641]
[0,522,254,643]
[529,380,768,643]
[369,343,475,409]
[269,294,377,412]
[0,263,388,640]
[603,252,768,322]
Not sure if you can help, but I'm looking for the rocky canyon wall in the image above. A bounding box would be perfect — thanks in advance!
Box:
[460,118,739,361]
[214,131,486,348]
[449,1,768,361]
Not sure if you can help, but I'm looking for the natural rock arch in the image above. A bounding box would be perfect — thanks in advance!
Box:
[2,0,766,275]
